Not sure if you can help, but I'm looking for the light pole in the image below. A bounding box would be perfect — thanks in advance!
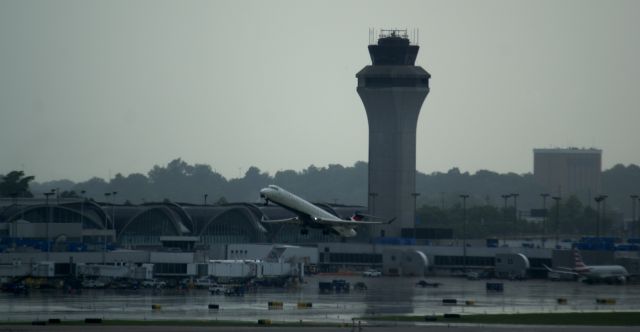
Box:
[501,194,510,244]
[540,193,549,237]
[204,194,208,206]
[632,195,639,239]
[637,195,640,239]
[600,195,608,237]
[552,196,561,247]
[412,193,420,240]
[43,191,55,259]
[80,190,86,226]
[111,191,117,243]
[460,194,469,273]
[510,193,519,223]
[594,195,604,237]
[501,194,510,211]
[103,192,111,263]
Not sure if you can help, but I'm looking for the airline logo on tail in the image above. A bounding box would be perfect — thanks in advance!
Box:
[350,214,364,222]
[573,249,590,273]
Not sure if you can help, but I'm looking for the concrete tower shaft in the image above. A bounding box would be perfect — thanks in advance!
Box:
[356,31,430,238]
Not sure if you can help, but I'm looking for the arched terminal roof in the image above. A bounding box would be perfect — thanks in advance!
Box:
[1,198,367,243]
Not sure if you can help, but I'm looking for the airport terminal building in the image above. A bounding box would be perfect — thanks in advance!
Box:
[0,197,368,249]
[3,197,639,280]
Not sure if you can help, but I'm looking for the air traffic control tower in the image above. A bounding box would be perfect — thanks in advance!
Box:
[357,29,430,238]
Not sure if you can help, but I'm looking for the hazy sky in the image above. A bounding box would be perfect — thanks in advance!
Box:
[1,0,639,182]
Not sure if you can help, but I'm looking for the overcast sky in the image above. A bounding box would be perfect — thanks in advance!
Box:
[1,0,639,182]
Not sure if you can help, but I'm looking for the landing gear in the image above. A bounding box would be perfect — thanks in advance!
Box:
[300,228,309,235]
[260,194,269,206]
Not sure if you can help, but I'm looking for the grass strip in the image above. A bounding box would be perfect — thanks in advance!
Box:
[361,312,640,326]
[0,319,346,327]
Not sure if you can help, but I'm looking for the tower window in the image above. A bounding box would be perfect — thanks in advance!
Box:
[364,77,428,88]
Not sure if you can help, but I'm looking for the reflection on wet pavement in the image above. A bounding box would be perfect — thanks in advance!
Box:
[1,276,639,324]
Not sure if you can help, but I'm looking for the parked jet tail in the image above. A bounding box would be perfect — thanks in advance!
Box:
[573,249,590,272]
[545,248,629,284]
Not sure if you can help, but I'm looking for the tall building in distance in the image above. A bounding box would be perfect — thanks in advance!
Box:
[357,29,430,237]
[533,148,602,200]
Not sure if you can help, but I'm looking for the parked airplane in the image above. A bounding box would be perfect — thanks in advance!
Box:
[259,185,394,237]
[543,249,629,284]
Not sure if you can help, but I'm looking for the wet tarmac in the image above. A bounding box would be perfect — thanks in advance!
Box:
[1,276,639,324]
[2,326,640,332]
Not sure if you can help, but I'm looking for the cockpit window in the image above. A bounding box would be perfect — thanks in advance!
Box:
[268,185,280,191]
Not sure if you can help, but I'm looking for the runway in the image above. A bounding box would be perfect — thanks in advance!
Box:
[1,276,638,325]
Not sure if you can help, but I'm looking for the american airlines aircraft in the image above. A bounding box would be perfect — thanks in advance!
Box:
[259,185,394,237]
[543,249,629,284]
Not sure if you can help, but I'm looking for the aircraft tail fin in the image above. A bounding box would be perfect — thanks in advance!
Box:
[573,249,589,271]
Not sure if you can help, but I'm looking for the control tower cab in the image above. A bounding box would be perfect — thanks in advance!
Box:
[356,29,431,238]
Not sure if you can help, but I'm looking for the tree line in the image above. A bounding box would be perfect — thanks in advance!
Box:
[416,195,621,239]
[3,159,639,224]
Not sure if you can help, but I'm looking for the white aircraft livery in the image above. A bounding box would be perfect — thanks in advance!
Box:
[259,185,394,237]
[543,249,629,284]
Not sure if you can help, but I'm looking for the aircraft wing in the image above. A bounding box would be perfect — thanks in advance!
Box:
[352,212,385,220]
[316,217,395,227]
[543,264,579,276]
[260,216,302,225]
[555,266,576,272]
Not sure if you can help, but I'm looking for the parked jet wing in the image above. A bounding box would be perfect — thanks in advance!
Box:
[542,264,579,275]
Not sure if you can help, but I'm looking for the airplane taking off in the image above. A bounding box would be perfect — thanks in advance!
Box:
[543,249,629,284]
[259,185,394,237]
